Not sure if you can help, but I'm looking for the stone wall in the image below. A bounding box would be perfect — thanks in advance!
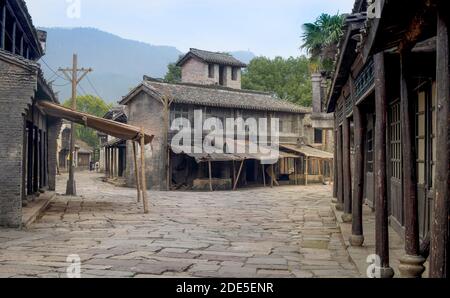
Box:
[125,91,167,190]
[47,117,62,191]
[0,57,37,227]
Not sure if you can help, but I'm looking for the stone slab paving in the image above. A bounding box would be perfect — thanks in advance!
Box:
[0,172,360,278]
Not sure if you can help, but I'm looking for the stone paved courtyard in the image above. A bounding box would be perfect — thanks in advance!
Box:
[0,172,360,278]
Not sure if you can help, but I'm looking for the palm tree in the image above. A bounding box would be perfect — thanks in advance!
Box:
[301,13,345,72]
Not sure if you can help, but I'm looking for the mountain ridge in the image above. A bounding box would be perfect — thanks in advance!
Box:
[40,27,256,103]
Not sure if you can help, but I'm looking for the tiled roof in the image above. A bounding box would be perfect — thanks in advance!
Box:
[120,80,310,114]
[176,48,247,68]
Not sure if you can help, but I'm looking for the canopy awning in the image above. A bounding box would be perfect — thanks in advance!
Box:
[37,100,154,144]
[280,144,334,160]
[171,144,298,163]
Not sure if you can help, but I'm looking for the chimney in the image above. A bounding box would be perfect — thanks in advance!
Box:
[311,73,323,113]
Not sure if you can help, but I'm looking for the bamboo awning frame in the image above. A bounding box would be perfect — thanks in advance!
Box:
[37,100,154,144]
[37,100,153,214]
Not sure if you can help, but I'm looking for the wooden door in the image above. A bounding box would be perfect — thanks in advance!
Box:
[415,82,436,239]
[388,100,404,227]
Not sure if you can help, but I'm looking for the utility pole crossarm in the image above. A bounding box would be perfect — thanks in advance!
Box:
[76,68,93,85]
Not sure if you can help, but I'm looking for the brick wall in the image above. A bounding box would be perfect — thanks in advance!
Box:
[0,57,37,227]
[181,58,217,85]
[181,58,242,89]
[47,116,62,191]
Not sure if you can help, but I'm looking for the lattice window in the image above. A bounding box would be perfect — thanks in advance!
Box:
[389,101,401,180]
[416,91,426,185]
[354,58,375,99]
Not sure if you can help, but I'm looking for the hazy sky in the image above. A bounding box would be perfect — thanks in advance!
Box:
[26,0,355,58]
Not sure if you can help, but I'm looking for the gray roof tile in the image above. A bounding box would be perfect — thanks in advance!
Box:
[120,80,310,114]
[177,48,247,68]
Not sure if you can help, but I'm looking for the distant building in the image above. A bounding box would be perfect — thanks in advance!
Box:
[0,0,60,227]
[176,48,247,89]
[57,121,94,172]
[113,49,333,191]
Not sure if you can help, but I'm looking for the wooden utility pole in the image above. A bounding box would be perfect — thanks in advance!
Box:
[59,54,93,196]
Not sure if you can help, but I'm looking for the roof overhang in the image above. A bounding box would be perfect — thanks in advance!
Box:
[37,101,154,144]
[327,20,365,113]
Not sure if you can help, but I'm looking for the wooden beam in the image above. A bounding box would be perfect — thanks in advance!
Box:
[342,116,352,222]
[430,9,449,278]
[398,52,426,277]
[233,160,245,190]
[208,161,213,192]
[373,52,394,278]
[336,126,344,210]
[350,104,365,247]
[11,21,15,54]
[132,142,141,203]
[140,132,149,214]
[1,5,5,50]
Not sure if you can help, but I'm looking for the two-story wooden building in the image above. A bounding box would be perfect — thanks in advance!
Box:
[328,0,449,278]
[119,49,333,191]
[0,0,60,227]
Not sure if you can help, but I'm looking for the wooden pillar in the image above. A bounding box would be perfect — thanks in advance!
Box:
[336,126,344,210]
[271,164,275,188]
[373,52,394,278]
[398,52,426,277]
[430,8,450,278]
[104,147,109,176]
[350,104,365,246]
[342,116,352,222]
[262,163,266,187]
[132,142,141,203]
[233,160,245,190]
[140,134,149,214]
[333,125,338,198]
[208,161,213,192]
[304,157,309,186]
[1,5,5,50]
[11,22,15,54]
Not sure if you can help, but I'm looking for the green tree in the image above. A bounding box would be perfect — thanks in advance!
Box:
[63,95,112,149]
[242,56,312,107]
[301,13,345,72]
[164,62,182,83]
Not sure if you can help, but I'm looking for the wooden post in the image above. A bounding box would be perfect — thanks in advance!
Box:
[232,161,236,185]
[318,159,323,184]
[398,52,426,277]
[342,116,352,223]
[167,146,171,190]
[132,142,141,203]
[262,163,266,187]
[350,104,365,247]
[430,9,449,278]
[333,125,338,198]
[336,125,344,210]
[304,157,309,186]
[1,5,5,50]
[233,160,245,190]
[294,159,298,185]
[373,52,394,278]
[208,161,213,192]
[271,164,275,188]
[140,132,149,214]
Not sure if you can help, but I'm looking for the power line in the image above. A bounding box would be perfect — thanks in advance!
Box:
[86,74,103,99]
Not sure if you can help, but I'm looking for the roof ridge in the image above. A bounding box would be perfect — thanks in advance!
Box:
[143,77,273,96]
